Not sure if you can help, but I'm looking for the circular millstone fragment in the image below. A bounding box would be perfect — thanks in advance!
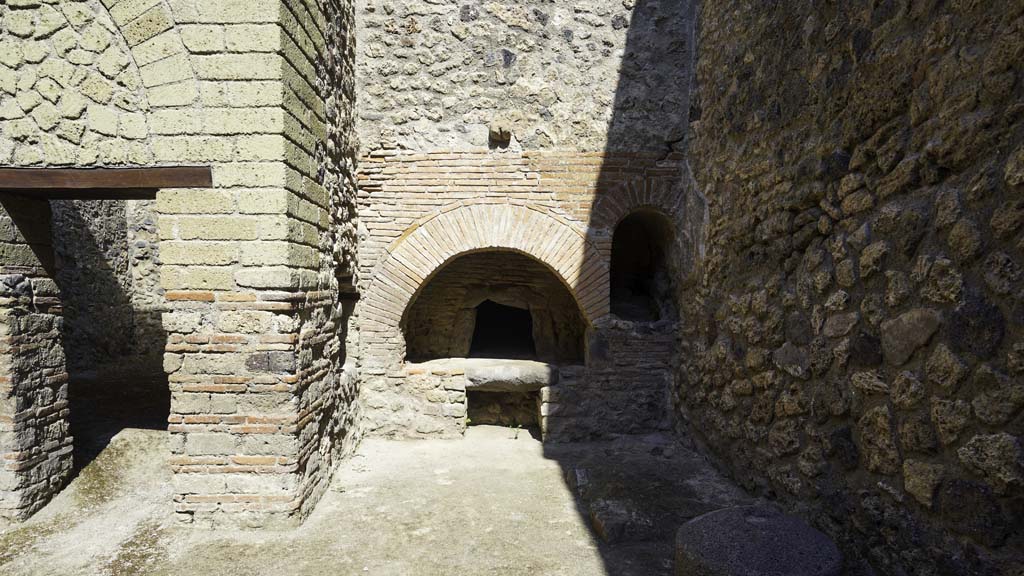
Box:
[675,505,842,576]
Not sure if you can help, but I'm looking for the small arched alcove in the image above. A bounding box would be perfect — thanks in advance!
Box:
[610,209,676,322]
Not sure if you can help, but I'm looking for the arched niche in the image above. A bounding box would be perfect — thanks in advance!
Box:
[609,209,677,322]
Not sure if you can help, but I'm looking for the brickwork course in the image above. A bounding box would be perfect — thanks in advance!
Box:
[0,0,1022,573]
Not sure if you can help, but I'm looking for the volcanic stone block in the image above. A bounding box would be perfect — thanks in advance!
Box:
[880,308,941,365]
[675,505,841,576]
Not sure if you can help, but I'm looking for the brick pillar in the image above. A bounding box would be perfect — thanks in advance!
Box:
[152,0,356,527]
[157,187,309,526]
[0,194,71,521]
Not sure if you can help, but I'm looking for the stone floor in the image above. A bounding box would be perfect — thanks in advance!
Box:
[0,425,751,576]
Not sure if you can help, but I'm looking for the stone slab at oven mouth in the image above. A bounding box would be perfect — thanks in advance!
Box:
[409,358,566,392]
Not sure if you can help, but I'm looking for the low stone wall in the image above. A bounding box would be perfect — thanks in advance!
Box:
[401,363,468,437]
[397,353,672,442]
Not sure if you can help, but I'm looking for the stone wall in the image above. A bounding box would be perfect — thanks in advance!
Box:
[356,150,686,438]
[0,0,167,521]
[682,1,1024,573]
[400,361,590,440]
[0,0,167,392]
[51,199,164,386]
[355,0,692,152]
[0,194,70,520]
[0,0,156,166]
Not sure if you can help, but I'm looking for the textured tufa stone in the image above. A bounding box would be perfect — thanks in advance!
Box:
[850,370,887,395]
[920,258,963,304]
[902,460,943,508]
[931,398,971,446]
[857,406,899,475]
[858,241,888,278]
[899,413,938,455]
[970,365,1024,426]
[982,251,1022,295]
[772,342,810,379]
[822,312,858,338]
[1005,145,1024,187]
[891,371,925,409]
[947,295,1005,360]
[924,344,967,393]
[947,219,982,263]
[957,433,1024,495]
[880,308,941,366]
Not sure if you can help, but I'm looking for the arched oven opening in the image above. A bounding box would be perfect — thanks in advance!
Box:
[402,251,585,430]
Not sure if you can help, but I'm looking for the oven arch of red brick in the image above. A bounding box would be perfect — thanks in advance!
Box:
[588,175,688,243]
[362,202,611,330]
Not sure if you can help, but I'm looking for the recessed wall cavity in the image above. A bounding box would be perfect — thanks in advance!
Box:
[402,251,586,364]
[610,210,676,322]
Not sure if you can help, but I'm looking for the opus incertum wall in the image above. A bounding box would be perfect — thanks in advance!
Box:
[684,1,1024,572]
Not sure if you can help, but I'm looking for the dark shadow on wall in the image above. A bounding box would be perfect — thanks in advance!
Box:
[49,200,168,476]
[538,0,710,574]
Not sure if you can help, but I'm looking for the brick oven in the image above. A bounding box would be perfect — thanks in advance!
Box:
[355,151,687,441]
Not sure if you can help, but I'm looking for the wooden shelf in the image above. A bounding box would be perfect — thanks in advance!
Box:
[0,167,213,200]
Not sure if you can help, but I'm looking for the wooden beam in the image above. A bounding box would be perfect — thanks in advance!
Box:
[0,167,213,200]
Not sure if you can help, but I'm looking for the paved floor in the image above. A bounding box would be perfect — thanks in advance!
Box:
[0,425,750,576]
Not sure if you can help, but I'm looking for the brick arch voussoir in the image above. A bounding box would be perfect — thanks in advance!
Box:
[368,203,610,327]
[590,177,686,234]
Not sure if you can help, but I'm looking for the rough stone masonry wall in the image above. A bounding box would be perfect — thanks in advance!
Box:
[356,0,689,151]
[355,0,696,440]
[0,194,69,520]
[51,199,164,386]
[683,1,1024,573]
